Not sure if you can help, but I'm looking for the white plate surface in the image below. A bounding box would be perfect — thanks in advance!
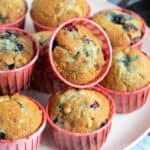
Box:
[25,0,150,149]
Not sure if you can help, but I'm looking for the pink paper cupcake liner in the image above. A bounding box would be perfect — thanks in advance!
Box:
[90,8,147,50]
[0,27,40,95]
[0,0,27,29]
[0,96,47,150]
[31,34,68,94]
[97,83,150,113]
[49,18,112,88]
[30,5,91,32]
[46,87,115,150]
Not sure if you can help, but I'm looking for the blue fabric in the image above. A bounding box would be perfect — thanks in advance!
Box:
[129,133,150,150]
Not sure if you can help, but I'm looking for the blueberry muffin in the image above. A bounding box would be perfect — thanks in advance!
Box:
[49,88,110,133]
[100,47,150,92]
[91,9,143,47]
[0,0,26,25]
[52,24,104,85]
[33,31,52,55]
[31,0,89,27]
[0,31,34,70]
[0,93,42,140]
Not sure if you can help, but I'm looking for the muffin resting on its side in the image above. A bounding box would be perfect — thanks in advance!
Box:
[31,0,89,27]
[100,47,150,92]
[0,93,42,140]
[0,31,34,70]
[49,88,110,133]
[91,10,143,47]
[0,0,26,25]
[53,24,104,85]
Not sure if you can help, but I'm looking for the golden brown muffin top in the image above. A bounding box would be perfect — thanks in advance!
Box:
[49,88,110,133]
[0,31,34,70]
[100,47,150,92]
[91,10,143,47]
[31,0,89,27]
[0,93,42,140]
[53,24,104,85]
[0,0,26,25]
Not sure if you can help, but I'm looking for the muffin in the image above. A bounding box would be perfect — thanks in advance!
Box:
[49,88,110,133]
[52,24,105,85]
[0,27,39,95]
[31,0,89,28]
[0,30,34,70]
[31,31,55,93]
[47,87,115,150]
[0,0,26,26]
[91,9,144,47]
[32,31,52,56]
[0,93,42,140]
[100,47,150,92]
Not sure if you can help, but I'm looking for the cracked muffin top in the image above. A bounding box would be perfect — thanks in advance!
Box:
[31,0,89,27]
[0,93,42,140]
[0,0,26,25]
[49,88,110,133]
[91,9,143,47]
[52,24,105,85]
[100,47,150,92]
[0,30,34,70]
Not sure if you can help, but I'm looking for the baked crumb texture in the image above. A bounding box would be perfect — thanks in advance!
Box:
[101,48,150,92]
[0,0,26,25]
[31,0,89,27]
[92,10,143,47]
[53,24,104,85]
[0,93,42,140]
[49,88,110,133]
[0,31,34,70]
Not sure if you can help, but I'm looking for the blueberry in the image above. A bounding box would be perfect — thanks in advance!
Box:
[100,119,108,128]
[15,42,24,51]
[6,63,15,70]
[72,51,80,59]
[0,132,5,140]
[0,31,12,39]
[123,24,138,31]
[64,24,78,32]
[112,15,125,24]
[131,36,142,45]
[90,101,100,109]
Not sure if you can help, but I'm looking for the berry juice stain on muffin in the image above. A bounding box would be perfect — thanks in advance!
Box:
[49,88,110,133]
[52,24,105,85]
[0,0,26,25]
[91,10,143,47]
[100,47,150,92]
[0,93,42,140]
[0,31,34,70]
[31,0,89,27]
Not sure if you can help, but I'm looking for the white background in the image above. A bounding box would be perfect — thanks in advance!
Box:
[25,0,150,149]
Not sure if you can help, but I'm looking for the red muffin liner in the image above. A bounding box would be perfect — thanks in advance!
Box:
[0,95,46,150]
[97,83,150,113]
[0,0,27,29]
[90,8,147,49]
[49,18,112,88]
[30,5,91,32]
[0,27,40,95]
[46,87,115,150]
